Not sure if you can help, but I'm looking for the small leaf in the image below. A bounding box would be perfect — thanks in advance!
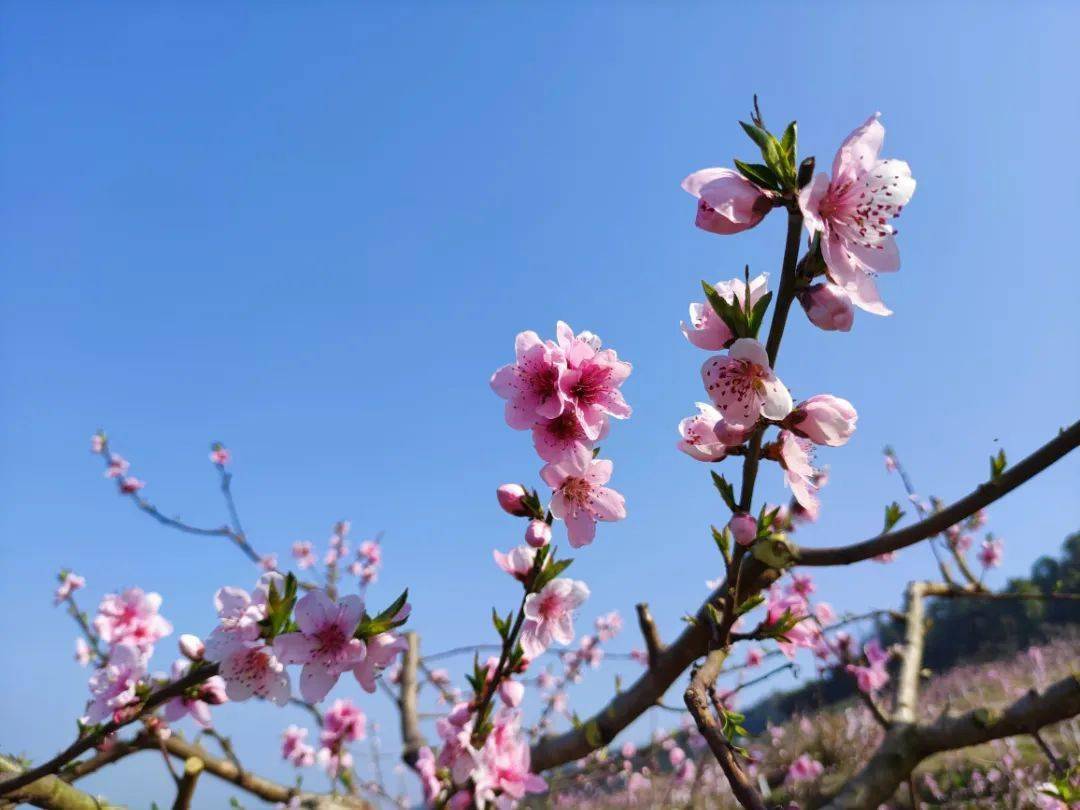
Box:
[702,280,744,338]
[883,501,906,533]
[711,524,730,559]
[733,159,780,191]
[780,121,797,164]
[989,449,1007,481]
[734,594,765,617]
[746,290,774,338]
[710,472,739,513]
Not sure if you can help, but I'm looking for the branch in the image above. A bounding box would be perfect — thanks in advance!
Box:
[795,420,1080,566]
[683,651,765,810]
[0,664,219,796]
[635,603,664,669]
[398,632,426,769]
[171,757,203,810]
[816,673,1080,810]
[894,581,929,725]
[0,754,124,810]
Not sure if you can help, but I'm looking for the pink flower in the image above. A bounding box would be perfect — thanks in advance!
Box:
[291,541,316,570]
[978,537,1004,569]
[874,550,896,563]
[282,725,316,767]
[74,637,93,667]
[105,453,129,478]
[787,395,858,447]
[436,702,480,784]
[90,433,105,453]
[416,746,441,803]
[681,168,772,235]
[745,647,764,668]
[556,321,632,439]
[493,545,539,582]
[799,113,916,315]
[520,578,590,658]
[541,447,626,548]
[54,572,86,605]
[728,514,757,547]
[682,274,769,350]
[209,445,231,466]
[119,477,145,494]
[524,519,552,548]
[496,483,531,517]
[163,659,227,728]
[701,338,792,429]
[211,637,291,705]
[797,282,855,332]
[94,588,173,653]
[531,409,603,463]
[787,573,816,598]
[352,631,407,693]
[847,639,890,695]
[776,431,820,518]
[676,402,749,462]
[786,753,824,784]
[257,553,277,572]
[474,709,547,804]
[594,610,623,642]
[83,643,147,724]
[884,454,897,473]
[273,590,366,703]
[499,679,525,708]
[490,331,568,430]
[322,699,366,745]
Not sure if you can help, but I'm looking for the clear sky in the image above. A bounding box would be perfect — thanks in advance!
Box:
[2,2,1078,806]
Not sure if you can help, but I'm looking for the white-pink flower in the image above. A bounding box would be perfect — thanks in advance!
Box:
[74,637,93,667]
[786,753,824,784]
[490,331,569,430]
[776,430,820,518]
[291,541,316,570]
[701,338,792,429]
[105,453,129,478]
[273,590,367,703]
[799,113,916,315]
[541,447,626,548]
[163,659,227,728]
[210,636,291,706]
[681,274,769,350]
[83,643,147,724]
[209,446,231,466]
[797,282,855,332]
[681,168,772,235]
[676,402,748,462]
[520,578,590,658]
[352,631,407,693]
[474,709,547,804]
[93,588,173,654]
[54,572,86,605]
[493,545,539,582]
[532,409,602,463]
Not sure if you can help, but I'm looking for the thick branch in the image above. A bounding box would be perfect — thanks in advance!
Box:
[398,632,426,769]
[171,757,203,810]
[0,754,123,810]
[635,603,664,669]
[817,673,1080,810]
[894,581,928,725]
[796,420,1080,566]
[683,651,765,810]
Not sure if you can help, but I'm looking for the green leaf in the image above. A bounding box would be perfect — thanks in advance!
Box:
[533,557,574,591]
[710,472,738,512]
[705,603,724,629]
[356,589,410,639]
[711,524,730,559]
[701,280,743,339]
[780,121,797,164]
[734,593,765,617]
[990,449,1007,481]
[746,290,773,338]
[751,535,794,570]
[739,121,785,180]
[883,501,906,533]
[733,159,779,191]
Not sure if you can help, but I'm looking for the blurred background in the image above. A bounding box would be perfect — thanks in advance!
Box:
[2,1,1078,806]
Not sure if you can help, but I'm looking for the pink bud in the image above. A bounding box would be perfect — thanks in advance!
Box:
[498,679,525,707]
[682,168,771,235]
[496,483,530,517]
[797,283,854,332]
[524,519,552,548]
[728,514,757,547]
[713,418,753,447]
[179,634,205,661]
[788,395,858,447]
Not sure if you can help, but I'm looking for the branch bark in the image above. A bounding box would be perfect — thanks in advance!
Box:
[0,754,123,810]
[795,420,1080,567]
[635,603,664,670]
[398,631,426,769]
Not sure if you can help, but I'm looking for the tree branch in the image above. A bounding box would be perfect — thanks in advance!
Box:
[795,420,1080,566]
[398,632,426,769]
[0,754,124,810]
[171,757,203,810]
[635,603,664,670]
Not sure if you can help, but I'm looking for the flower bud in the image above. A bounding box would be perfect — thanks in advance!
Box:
[524,519,552,548]
[496,483,530,516]
[178,634,205,661]
[797,283,854,332]
[498,679,525,708]
[728,513,757,547]
[682,168,772,235]
[787,395,857,447]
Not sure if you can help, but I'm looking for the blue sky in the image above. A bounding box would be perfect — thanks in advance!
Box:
[2,2,1078,806]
